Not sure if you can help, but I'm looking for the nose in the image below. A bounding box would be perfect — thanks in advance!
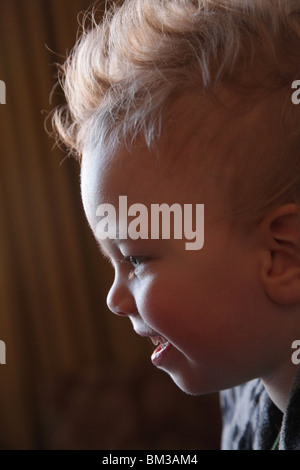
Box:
[106,276,137,317]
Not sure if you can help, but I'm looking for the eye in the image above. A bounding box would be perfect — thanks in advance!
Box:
[121,256,146,268]
[121,256,147,280]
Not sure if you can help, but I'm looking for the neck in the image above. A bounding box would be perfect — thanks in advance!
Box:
[262,360,298,412]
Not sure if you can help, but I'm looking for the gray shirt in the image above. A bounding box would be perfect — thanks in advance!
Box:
[220,366,300,450]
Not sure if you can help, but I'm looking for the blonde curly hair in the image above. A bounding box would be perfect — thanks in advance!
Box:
[52,0,300,223]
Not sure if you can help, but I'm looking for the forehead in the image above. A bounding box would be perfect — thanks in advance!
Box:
[80,97,218,200]
[80,148,150,234]
[81,141,172,197]
[80,87,261,229]
[80,135,204,230]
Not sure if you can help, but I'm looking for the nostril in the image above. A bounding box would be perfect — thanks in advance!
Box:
[107,303,127,316]
[106,291,131,316]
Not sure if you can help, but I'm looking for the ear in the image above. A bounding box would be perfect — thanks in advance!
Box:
[260,204,300,305]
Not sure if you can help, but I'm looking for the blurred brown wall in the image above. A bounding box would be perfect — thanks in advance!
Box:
[0,0,221,449]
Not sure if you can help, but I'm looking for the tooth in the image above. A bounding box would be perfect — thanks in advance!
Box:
[151,336,168,347]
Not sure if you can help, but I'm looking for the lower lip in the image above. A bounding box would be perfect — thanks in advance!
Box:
[151,341,172,367]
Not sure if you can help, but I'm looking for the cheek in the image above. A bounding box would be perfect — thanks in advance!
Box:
[133,242,263,360]
[134,274,197,340]
[135,264,259,358]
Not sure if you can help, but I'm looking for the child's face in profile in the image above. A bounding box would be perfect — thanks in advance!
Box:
[80,135,287,396]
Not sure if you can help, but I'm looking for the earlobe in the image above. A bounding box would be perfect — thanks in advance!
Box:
[259,204,300,305]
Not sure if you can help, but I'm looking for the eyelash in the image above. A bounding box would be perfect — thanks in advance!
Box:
[121,256,147,279]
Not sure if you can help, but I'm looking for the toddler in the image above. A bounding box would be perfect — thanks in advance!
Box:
[52,0,300,450]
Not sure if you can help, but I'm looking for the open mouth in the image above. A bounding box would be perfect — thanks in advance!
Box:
[134,328,172,365]
[148,335,171,366]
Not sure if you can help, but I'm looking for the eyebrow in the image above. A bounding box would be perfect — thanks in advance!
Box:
[96,236,162,260]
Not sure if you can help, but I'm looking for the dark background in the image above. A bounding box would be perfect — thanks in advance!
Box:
[0,0,221,449]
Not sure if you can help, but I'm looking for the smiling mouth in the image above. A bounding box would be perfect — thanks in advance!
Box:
[134,328,172,366]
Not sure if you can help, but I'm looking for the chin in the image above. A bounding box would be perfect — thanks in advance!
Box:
[166,370,210,396]
[156,351,224,395]
[163,362,228,396]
